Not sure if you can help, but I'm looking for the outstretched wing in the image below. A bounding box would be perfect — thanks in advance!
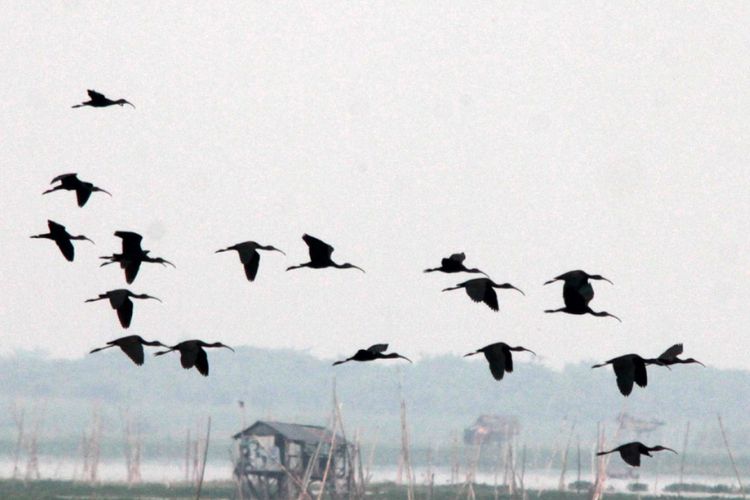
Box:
[613,359,636,396]
[448,252,466,263]
[179,346,198,369]
[303,234,334,262]
[483,347,506,380]
[124,260,142,284]
[115,231,144,254]
[195,348,209,376]
[658,343,683,361]
[117,297,134,328]
[619,444,642,467]
[119,341,145,366]
[76,187,92,207]
[367,344,388,353]
[87,89,106,100]
[55,238,75,262]
[51,173,77,184]
[633,358,648,388]
[243,250,261,281]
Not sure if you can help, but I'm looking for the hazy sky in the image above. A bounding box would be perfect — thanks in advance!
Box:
[2,2,749,370]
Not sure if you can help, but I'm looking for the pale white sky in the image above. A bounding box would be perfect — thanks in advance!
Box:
[1,2,748,369]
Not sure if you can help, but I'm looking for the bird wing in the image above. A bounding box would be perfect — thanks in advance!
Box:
[243,250,261,281]
[124,260,141,284]
[179,346,198,369]
[483,348,506,380]
[633,358,648,388]
[503,347,514,373]
[658,343,683,361]
[613,358,635,396]
[303,234,334,261]
[367,344,389,353]
[76,187,92,207]
[563,284,593,309]
[115,231,144,254]
[51,173,77,184]
[47,220,65,232]
[448,253,466,263]
[119,341,145,366]
[195,348,209,376]
[55,237,75,262]
[619,444,641,467]
[87,89,106,100]
[117,297,134,328]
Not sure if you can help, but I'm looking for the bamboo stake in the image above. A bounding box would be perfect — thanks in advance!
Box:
[717,414,746,499]
[316,413,339,500]
[400,398,415,500]
[11,404,24,480]
[558,423,576,491]
[195,416,212,500]
[678,422,690,498]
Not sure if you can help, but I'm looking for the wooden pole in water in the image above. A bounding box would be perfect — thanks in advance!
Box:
[717,414,746,499]
[195,417,212,500]
[559,423,576,491]
[678,421,690,498]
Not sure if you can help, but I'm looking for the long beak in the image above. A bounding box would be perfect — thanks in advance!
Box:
[520,347,536,356]
[160,259,176,268]
[215,248,227,253]
[601,277,614,285]
[124,101,135,108]
[82,236,95,244]
[463,351,479,358]
[222,345,235,352]
[147,295,162,303]
[97,188,112,197]
[543,278,557,286]
[272,247,286,256]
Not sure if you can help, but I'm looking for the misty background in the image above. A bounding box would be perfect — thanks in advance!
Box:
[1,0,749,484]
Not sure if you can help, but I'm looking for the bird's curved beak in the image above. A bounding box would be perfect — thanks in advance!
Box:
[124,101,135,108]
[222,344,235,352]
[523,348,537,356]
[463,351,478,358]
[161,259,176,268]
[542,279,557,286]
[601,276,614,285]
[351,265,365,273]
[147,295,162,302]
[506,285,525,295]
[83,237,95,244]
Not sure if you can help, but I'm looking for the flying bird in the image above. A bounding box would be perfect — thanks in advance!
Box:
[42,173,111,207]
[423,253,488,276]
[332,344,411,366]
[30,220,93,261]
[464,342,536,381]
[597,442,677,467]
[286,234,364,272]
[442,278,524,311]
[72,89,134,108]
[591,354,667,396]
[89,335,167,366]
[657,343,706,367]
[544,270,619,321]
[154,340,234,376]
[85,289,161,328]
[100,231,175,284]
[215,241,285,281]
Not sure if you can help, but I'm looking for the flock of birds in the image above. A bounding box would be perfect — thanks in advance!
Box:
[29,90,707,468]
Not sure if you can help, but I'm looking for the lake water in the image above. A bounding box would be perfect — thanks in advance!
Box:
[0,456,739,495]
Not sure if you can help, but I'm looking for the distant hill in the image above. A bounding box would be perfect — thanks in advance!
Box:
[0,347,748,467]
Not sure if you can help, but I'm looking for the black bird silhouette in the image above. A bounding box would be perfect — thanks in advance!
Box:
[544,270,619,321]
[424,253,488,276]
[72,89,134,108]
[43,173,111,207]
[286,234,364,272]
[85,289,161,328]
[30,220,94,261]
[332,344,411,365]
[216,241,285,281]
[592,354,667,396]
[657,343,706,367]
[154,340,234,376]
[442,278,524,311]
[89,335,167,366]
[597,442,677,467]
[100,231,175,284]
[464,342,536,381]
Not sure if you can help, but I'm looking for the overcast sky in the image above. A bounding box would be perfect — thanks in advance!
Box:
[1,2,748,370]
